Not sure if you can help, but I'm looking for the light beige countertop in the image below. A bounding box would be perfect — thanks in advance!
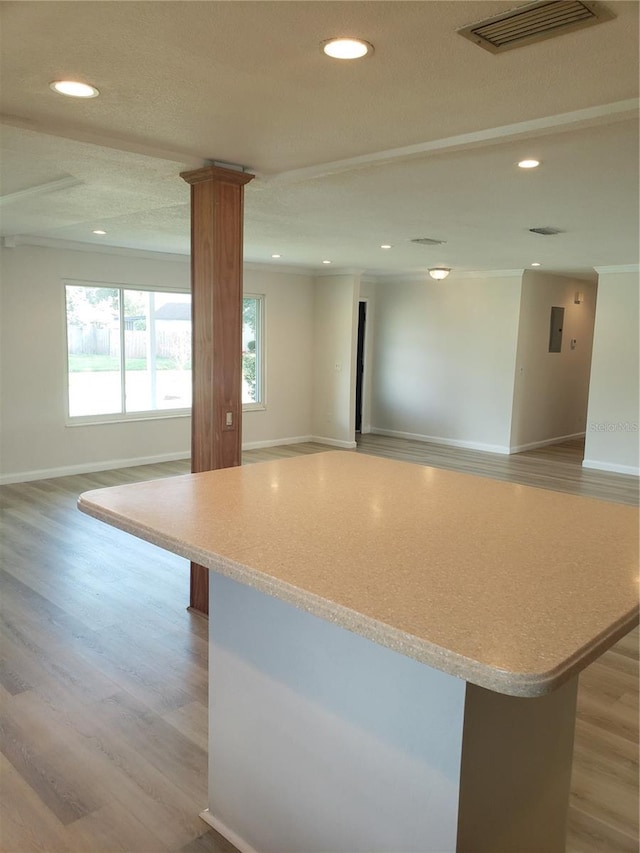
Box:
[78,451,639,697]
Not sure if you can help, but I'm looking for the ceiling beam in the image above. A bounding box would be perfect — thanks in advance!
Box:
[0,176,83,206]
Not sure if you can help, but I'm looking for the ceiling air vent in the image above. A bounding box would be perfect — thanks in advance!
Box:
[457,1,614,54]
[410,237,446,246]
[529,226,564,235]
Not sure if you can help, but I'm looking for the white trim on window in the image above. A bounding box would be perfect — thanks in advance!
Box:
[64,280,192,423]
[65,410,191,427]
[63,282,265,424]
[242,293,265,410]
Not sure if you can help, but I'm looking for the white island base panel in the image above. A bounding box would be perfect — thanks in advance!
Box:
[203,573,578,853]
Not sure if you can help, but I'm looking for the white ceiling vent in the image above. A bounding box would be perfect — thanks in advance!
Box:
[458,1,614,54]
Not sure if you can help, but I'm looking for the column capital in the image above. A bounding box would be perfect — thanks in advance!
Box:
[180,164,255,187]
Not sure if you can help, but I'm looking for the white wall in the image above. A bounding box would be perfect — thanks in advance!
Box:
[0,244,315,482]
[208,572,465,853]
[311,274,359,447]
[510,271,597,451]
[5,243,633,482]
[0,244,192,482]
[369,274,522,453]
[243,268,314,447]
[583,269,639,476]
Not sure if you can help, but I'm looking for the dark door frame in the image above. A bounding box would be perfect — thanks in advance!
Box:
[355,299,367,434]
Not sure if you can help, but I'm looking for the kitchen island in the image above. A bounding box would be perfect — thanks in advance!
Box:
[78,451,639,853]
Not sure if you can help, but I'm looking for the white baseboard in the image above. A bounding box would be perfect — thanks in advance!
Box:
[0,435,350,485]
[199,809,259,853]
[242,435,313,451]
[370,428,510,455]
[582,458,640,477]
[509,432,586,454]
[0,451,191,486]
[311,435,358,449]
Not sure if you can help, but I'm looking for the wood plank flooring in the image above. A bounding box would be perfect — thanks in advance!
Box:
[1,436,637,852]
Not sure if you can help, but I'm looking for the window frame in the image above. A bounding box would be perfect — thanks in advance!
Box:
[64,279,192,426]
[63,280,265,425]
[242,293,266,412]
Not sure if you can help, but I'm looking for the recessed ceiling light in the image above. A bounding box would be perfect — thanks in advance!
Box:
[92,229,107,235]
[518,159,540,169]
[428,268,451,280]
[271,253,281,259]
[321,38,373,60]
[322,260,332,264]
[50,80,100,98]
[380,244,392,250]
[531,262,541,266]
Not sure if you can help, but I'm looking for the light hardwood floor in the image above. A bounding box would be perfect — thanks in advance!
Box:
[1,436,638,852]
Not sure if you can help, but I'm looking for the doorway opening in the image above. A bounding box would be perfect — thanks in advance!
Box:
[355,300,367,434]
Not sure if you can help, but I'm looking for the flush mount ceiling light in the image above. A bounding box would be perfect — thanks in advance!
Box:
[518,159,540,169]
[271,253,281,259]
[92,229,106,235]
[322,259,332,264]
[429,268,451,280]
[531,262,541,266]
[321,38,373,59]
[50,80,100,98]
[380,244,392,249]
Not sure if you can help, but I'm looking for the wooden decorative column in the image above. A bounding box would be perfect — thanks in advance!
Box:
[180,164,255,615]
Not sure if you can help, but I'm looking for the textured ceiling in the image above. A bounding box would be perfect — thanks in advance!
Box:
[0,0,638,277]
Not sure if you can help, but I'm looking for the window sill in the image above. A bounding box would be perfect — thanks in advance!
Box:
[66,409,191,427]
[66,403,265,426]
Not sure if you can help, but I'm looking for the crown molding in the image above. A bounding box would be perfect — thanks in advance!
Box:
[266,100,639,186]
[594,264,640,275]
[8,237,625,283]
[244,261,316,276]
[367,268,525,284]
[456,268,525,279]
[314,267,366,279]
[0,114,206,169]
[0,176,83,207]
[2,235,190,262]
[1,235,320,276]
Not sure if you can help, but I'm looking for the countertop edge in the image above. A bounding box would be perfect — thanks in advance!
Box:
[77,494,639,698]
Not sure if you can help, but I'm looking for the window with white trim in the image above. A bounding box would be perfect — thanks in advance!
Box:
[242,294,264,409]
[65,283,264,421]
